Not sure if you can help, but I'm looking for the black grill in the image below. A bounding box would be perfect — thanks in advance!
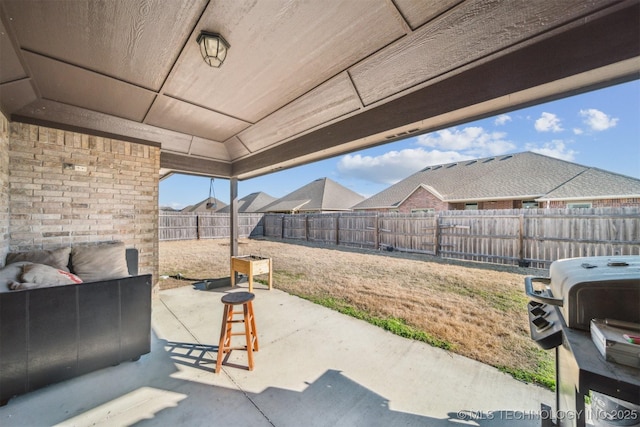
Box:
[524,256,640,427]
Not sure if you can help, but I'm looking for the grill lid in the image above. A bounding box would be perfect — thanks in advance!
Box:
[549,256,640,300]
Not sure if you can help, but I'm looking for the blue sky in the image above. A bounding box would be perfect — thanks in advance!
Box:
[160,79,640,209]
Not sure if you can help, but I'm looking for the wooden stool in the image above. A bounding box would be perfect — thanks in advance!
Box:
[216,292,259,373]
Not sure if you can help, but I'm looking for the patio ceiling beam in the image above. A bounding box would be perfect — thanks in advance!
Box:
[160,152,231,179]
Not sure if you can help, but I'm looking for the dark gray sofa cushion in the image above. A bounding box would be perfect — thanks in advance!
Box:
[71,242,130,282]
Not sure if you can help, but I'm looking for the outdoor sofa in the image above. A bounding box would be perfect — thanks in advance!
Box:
[0,242,152,406]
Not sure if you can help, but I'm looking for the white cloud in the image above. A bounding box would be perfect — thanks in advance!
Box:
[525,140,577,161]
[494,114,512,125]
[337,148,472,185]
[160,202,186,211]
[337,126,518,184]
[573,128,583,135]
[580,108,618,131]
[416,126,515,156]
[534,112,563,132]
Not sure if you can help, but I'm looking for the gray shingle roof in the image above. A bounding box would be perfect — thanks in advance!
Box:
[216,192,278,213]
[353,152,640,209]
[181,197,228,212]
[538,168,640,200]
[262,178,365,213]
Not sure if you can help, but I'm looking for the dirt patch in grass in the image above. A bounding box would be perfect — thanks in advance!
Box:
[159,237,555,389]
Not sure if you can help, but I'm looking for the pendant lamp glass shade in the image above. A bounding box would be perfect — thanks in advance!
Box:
[197,32,230,68]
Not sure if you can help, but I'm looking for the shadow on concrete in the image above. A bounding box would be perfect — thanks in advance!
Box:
[164,341,218,374]
[192,277,232,291]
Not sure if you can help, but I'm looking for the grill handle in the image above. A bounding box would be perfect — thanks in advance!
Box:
[525,276,564,306]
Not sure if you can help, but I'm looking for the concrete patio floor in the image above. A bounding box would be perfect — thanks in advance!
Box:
[0,282,554,426]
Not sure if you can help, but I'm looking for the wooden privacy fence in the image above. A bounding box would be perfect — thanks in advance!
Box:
[159,212,264,241]
[263,208,640,268]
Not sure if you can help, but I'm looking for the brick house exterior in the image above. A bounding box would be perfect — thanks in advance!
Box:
[0,112,160,286]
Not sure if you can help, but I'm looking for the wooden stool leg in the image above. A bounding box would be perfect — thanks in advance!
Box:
[248,301,259,351]
[243,303,254,370]
[216,304,231,373]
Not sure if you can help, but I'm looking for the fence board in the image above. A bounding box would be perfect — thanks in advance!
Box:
[339,213,377,248]
[159,213,264,240]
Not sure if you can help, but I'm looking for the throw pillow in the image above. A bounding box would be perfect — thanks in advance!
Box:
[5,247,71,272]
[71,241,130,282]
[21,263,83,286]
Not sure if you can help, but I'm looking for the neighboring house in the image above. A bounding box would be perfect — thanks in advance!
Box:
[262,178,365,213]
[216,192,278,213]
[352,152,640,213]
[181,197,228,213]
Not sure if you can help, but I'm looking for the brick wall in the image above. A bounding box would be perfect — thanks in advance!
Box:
[396,186,449,213]
[548,199,640,208]
[478,200,517,210]
[7,122,159,283]
[0,113,8,265]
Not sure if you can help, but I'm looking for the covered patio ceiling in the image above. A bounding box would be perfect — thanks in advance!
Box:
[1,0,638,181]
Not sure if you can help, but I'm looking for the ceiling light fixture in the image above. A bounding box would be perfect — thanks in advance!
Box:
[197,31,230,68]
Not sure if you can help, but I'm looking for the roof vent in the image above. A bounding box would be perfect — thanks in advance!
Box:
[500,155,513,161]
[432,165,442,170]
[465,160,477,166]
[482,157,495,163]
[446,163,457,168]
[421,167,431,172]
[385,127,422,140]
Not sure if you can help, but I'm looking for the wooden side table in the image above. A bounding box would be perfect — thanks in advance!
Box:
[230,255,272,292]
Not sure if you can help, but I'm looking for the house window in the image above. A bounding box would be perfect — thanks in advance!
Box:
[411,208,435,214]
[568,202,592,209]
[464,203,478,210]
[522,201,538,209]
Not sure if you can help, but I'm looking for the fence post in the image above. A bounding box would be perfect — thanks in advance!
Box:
[434,213,441,257]
[375,213,380,250]
[518,213,526,267]
[306,214,310,241]
[281,215,285,239]
[196,214,200,240]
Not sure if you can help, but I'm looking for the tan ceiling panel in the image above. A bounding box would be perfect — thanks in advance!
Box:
[145,96,250,142]
[2,0,206,90]
[351,0,612,106]
[0,79,37,113]
[189,136,231,161]
[164,0,405,123]
[23,52,154,122]
[394,0,463,30]
[0,18,27,83]
[159,140,190,155]
[238,73,361,152]
[224,136,250,161]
